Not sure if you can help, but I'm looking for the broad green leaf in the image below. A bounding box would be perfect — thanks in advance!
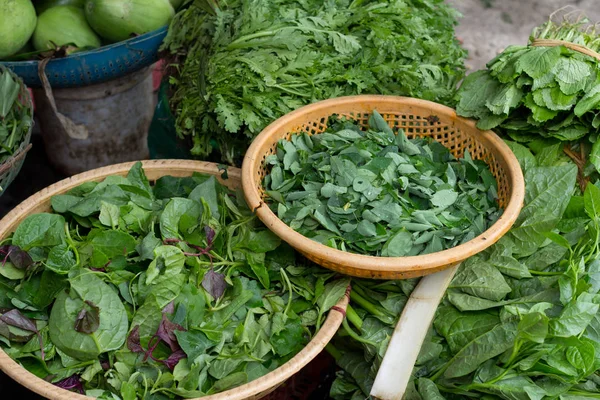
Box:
[434,306,500,353]
[174,330,214,361]
[450,261,511,301]
[13,214,66,250]
[417,378,445,400]
[49,270,128,360]
[99,202,120,229]
[584,183,600,219]
[90,231,137,258]
[550,295,599,337]
[46,244,77,274]
[516,46,561,78]
[160,198,202,239]
[443,322,518,378]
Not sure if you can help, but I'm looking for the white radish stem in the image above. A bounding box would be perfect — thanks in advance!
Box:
[370,264,460,400]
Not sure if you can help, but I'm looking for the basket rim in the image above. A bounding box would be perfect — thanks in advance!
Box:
[1,26,168,67]
[0,159,349,400]
[0,66,34,186]
[241,95,526,279]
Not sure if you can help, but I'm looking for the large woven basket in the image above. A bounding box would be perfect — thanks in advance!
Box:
[242,95,525,280]
[0,160,349,400]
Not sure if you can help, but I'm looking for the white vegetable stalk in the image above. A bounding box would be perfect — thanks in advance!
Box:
[370,264,460,400]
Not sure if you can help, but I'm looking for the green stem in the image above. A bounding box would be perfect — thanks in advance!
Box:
[226,28,285,48]
[325,343,342,361]
[6,123,17,152]
[280,268,293,317]
[341,318,377,346]
[503,341,522,369]
[346,304,363,331]
[350,290,392,322]
[64,223,80,267]
[528,270,562,276]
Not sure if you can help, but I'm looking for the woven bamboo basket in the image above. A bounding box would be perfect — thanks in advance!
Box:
[0,65,33,196]
[0,159,349,400]
[242,95,526,280]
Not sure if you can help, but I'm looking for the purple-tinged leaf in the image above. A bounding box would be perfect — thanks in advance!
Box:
[127,325,143,353]
[0,309,37,332]
[0,245,33,270]
[204,226,215,246]
[0,309,44,359]
[156,314,185,352]
[101,360,110,370]
[54,374,85,394]
[143,335,161,362]
[74,301,100,334]
[202,269,226,299]
[162,301,175,315]
[161,349,186,370]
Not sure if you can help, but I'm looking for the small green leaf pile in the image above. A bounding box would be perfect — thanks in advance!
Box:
[330,143,600,399]
[0,66,32,165]
[456,16,600,173]
[263,111,502,257]
[162,0,467,165]
[0,163,349,399]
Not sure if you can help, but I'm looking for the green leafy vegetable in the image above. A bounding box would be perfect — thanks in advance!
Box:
[263,111,502,256]
[162,0,466,164]
[0,162,349,399]
[330,144,600,399]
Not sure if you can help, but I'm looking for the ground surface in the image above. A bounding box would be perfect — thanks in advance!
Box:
[4,0,600,398]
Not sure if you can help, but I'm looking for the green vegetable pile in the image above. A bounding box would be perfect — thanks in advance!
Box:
[0,66,32,166]
[328,14,600,400]
[162,0,467,165]
[331,143,600,399]
[456,15,600,177]
[0,163,349,399]
[263,111,501,256]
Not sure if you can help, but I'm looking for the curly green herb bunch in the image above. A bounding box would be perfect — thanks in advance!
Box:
[162,0,467,165]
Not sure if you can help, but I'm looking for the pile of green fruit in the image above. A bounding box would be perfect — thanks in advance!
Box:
[0,0,183,59]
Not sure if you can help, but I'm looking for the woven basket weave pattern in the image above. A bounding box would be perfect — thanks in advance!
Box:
[243,95,525,279]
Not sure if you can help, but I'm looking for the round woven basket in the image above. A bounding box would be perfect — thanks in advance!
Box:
[0,159,349,400]
[0,66,33,196]
[242,95,526,280]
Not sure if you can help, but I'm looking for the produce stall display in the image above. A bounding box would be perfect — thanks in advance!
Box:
[0,161,350,399]
[162,0,467,165]
[2,1,600,400]
[330,13,600,400]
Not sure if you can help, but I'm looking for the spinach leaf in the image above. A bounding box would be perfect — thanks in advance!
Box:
[13,214,66,250]
[49,270,128,360]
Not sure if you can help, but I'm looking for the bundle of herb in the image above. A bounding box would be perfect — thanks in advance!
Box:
[162,0,467,165]
[262,111,502,257]
[0,163,349,399]
[0,66,32,165]
[456,13,600,175]
[331,144,600,399]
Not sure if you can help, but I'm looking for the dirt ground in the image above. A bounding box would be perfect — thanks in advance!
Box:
[447,0,600,73]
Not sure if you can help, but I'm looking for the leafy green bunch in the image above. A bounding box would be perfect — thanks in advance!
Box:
[162,0,467,165]
[263,111,501,257]
[0,163,349,399]
[330,143,600,399]
[0,66,32,166]
[456,14,600,176]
